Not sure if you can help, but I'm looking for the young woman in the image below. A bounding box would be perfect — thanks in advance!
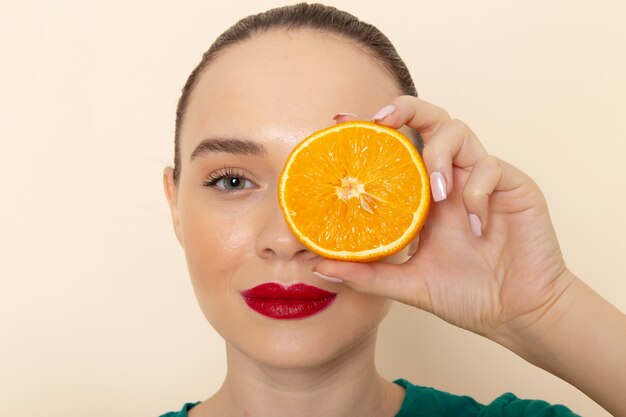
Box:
[160,4,626,416]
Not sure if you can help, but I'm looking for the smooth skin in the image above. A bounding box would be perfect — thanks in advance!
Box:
[164,29,626,417]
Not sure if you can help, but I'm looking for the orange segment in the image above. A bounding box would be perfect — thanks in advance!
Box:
[278,121,430,262]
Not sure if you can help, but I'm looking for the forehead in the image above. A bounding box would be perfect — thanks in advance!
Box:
[180,29,401,157]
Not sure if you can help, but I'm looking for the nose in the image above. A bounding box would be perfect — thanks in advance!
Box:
[255,195,317,262]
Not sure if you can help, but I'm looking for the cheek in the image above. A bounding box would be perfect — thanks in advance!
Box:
[181,203,260,336]
[180,199,257,294]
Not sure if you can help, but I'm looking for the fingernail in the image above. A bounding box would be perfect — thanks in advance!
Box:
[468,214,482,237]
[332,112,358,121]
[313,272,344,283]
[430,172,447,202]
[371,104,395,121]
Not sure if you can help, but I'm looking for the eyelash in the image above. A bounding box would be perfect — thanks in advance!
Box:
[202,167,256,192]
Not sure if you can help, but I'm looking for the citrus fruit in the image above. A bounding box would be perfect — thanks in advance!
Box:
[278,120,431,262]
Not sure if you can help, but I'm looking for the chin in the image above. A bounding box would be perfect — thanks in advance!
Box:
[228,321,382,370]
[243,344,350,370]
[212,289,393,369]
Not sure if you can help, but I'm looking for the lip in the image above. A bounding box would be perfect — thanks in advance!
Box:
[241,283,337,319]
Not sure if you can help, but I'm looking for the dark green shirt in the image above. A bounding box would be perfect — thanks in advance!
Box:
[159,378,581,416]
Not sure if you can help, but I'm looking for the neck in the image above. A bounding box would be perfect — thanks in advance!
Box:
[200,329,405,417]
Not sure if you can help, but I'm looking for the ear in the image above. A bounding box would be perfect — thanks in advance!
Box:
[163,166,184,248]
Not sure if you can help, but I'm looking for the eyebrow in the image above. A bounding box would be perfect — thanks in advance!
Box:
[189,138,267,162]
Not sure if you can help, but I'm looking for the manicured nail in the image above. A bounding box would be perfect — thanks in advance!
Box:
[430,172,447,202]
[313,272,344,283]
[468,214,482,237]
[371,104,395,121]
[332,112,358,121]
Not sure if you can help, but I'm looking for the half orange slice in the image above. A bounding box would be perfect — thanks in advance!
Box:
[278,121,430,262]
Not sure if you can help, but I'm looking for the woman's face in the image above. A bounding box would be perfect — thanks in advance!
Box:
[163,29,417,368]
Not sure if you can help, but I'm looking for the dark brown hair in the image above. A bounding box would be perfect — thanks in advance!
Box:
[173,3,421,183]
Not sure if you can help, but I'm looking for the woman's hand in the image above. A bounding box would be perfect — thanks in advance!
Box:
[322,97,626,416]
[319,96,573,340]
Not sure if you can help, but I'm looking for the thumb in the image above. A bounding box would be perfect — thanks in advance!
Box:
[313,258,425,307]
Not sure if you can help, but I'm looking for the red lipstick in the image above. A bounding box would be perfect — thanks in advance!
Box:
[241,283,337,319]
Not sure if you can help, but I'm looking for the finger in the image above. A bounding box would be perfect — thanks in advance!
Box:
[370,96,451,141]
[332,112,359,124]
[462,155,532,237]
[313,258,428,308]
[462,155,502,236]
[422,119,487,200]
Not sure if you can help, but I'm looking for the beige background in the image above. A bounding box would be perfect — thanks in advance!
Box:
[1,1,625,416]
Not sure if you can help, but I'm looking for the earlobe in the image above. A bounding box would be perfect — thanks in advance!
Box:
[162,166,184,248]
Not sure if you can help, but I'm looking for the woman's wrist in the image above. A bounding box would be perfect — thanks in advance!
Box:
[491,270,626,416]
[490,268,580,372]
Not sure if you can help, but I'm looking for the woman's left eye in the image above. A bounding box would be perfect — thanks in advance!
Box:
[215,176,254,191]
[203,169,257,192]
